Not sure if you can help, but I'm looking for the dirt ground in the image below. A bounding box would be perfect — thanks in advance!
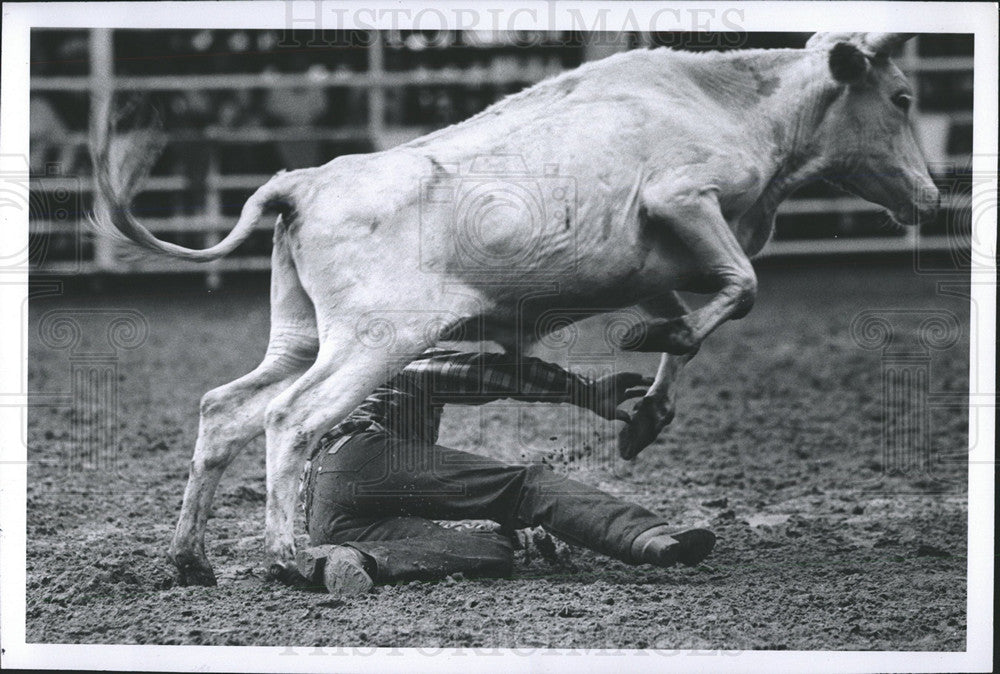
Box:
[25,260,969,649]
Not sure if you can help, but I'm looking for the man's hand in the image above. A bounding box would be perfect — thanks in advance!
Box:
[581,372,654,421]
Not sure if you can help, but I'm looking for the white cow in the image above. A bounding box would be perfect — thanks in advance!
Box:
[92,32,938,585]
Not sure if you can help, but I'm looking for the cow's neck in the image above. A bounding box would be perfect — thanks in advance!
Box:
[736,52,841,255]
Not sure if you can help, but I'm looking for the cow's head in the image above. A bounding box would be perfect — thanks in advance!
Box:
[806,32,939,226]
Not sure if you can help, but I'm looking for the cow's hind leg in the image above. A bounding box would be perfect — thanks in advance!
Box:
[261,323,438,583]
[618,293,696,460]
[168,343,314,585]
[168,228,317,586]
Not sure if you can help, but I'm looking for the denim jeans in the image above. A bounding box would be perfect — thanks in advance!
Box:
[305,431,668,583]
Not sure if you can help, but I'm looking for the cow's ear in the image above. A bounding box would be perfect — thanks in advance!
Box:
[828,42,870,84]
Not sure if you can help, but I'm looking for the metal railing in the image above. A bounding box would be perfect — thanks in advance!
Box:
[28,30,973,283]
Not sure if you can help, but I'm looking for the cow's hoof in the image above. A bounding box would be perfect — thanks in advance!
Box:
[617,396,675,460]
[266,560,305,586]
[168,552,218,587]
[618,319,699,355]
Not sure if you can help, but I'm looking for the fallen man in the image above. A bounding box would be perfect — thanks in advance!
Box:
[297,347,715,596]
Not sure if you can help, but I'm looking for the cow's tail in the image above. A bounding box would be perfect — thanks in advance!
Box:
[89,105,291,263]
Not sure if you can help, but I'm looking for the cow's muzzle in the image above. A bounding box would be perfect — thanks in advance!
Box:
[893,187,941,227]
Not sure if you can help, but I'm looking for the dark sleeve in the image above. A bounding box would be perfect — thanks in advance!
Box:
[400,350,591,406]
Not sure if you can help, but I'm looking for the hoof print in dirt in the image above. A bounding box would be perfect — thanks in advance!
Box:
[915,544,952,558]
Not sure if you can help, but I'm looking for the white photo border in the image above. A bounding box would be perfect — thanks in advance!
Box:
[1,2,995,672]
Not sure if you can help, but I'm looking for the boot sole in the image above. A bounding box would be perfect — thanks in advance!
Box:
[297,545,374,597]
[322,547,374,597]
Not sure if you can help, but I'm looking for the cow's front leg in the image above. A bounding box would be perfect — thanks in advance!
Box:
[620,186,757,355]
[261,332,430,583]
[618,293,696,460]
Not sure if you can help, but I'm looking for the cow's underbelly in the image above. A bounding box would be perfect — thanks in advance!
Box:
[440,232,695,349]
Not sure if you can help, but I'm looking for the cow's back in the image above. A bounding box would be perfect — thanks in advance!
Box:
[288,47,812,323]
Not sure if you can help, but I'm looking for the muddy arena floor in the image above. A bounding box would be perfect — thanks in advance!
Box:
[25,260,969,649]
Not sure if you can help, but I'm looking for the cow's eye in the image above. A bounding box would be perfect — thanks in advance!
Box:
[891,92,912,113]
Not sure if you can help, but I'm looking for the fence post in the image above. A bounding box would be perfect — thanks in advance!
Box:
[367,31,386,149]
[204,145,222,290]
[89,28,114,274]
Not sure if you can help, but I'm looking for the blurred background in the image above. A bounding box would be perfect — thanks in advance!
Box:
[27,29,974,286]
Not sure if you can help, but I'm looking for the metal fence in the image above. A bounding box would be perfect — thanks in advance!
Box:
[28,29,974,285]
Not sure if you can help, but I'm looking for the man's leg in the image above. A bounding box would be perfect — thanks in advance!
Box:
[304,433,515,587]
[304,513,515,585]
[307,431,714,584]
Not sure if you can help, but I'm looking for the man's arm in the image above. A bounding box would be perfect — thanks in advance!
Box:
[402,349,651,419]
